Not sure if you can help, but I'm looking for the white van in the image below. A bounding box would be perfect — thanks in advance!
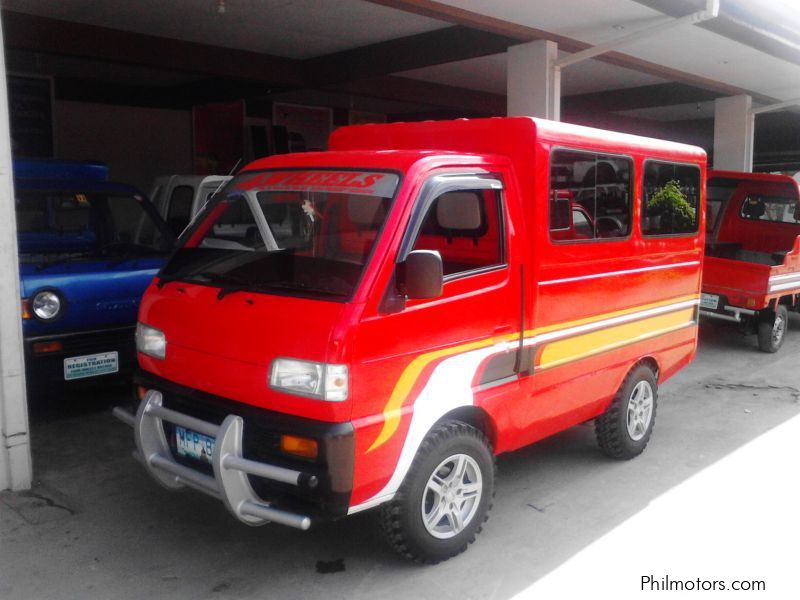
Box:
[150,175,231,236]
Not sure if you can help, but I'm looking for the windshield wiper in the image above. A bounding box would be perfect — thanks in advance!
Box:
[188,271,255,299]
[105,247,161,268]
[35,257,73,272]
[33,253,92,272]
[258,280,349,298]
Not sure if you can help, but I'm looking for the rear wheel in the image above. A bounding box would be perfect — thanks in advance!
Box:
[757,304,788,353]
[380,421,495,564]
[596,364,658,460]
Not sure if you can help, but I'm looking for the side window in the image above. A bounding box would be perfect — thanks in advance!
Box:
[642,161,701,236]
[549,149,632,241]
[166,185,194,235]
[410,188,503,277]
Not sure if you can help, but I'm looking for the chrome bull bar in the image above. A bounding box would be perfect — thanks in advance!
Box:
[113,390,314,530]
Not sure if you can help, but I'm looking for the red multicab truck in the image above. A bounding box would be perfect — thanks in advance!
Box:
[115,117,706,563]
[701,170,800,352]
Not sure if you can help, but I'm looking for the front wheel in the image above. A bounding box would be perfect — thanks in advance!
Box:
[380,421,495,564]
[757,304,788,353]
[596,364,658,460]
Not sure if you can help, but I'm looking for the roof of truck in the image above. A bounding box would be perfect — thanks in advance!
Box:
[329,116,707,163]
[709,170,799,185]
[241,149,501,173]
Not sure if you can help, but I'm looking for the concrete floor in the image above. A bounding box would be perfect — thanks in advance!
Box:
[2,319,799,600]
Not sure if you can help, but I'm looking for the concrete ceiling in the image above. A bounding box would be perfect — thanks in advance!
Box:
[404,0,800,111]
[399,52,668,97]
[2,0,800,127]
[0,0,448,59]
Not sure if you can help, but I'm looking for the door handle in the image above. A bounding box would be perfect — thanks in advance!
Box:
[492,325,515,349]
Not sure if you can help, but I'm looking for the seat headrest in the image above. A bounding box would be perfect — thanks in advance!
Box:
[436,191,482,230]
[742,197,765,219]
[348,196,385,227]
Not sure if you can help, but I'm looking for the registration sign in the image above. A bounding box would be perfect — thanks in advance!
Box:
[176,426,215,464]
[700,293,720,310]
[63,351,119,380]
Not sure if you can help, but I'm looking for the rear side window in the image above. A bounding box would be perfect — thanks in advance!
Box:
[410,189,503,277]
[642,161,701,236]
[549,149,632,241]
[740,193,800,224]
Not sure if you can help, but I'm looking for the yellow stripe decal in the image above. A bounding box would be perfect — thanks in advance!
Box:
[366,295,699,453]
[366,338,494,452]
[537,308,697,370]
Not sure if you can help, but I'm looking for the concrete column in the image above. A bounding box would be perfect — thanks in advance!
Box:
[507,40,561,121]
[0,12,33,491]
[713,95,754,172]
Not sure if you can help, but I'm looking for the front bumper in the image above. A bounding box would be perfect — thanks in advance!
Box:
[24,325,137,384]
[114,373,355,529]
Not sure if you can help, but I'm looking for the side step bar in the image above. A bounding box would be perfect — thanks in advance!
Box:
[113,390,313,530]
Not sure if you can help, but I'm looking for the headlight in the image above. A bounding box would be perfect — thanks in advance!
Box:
[270,358,348,401]
[136,322,166,359]
[31,291,62,320]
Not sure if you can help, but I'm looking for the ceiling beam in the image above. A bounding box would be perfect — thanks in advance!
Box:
[562,83,722,114]
[324,76,506,115]
[304,25,516,86]
[54,77,288,110]
[634,0,800,68]
[1,10,304,87]
[365,0,777,104]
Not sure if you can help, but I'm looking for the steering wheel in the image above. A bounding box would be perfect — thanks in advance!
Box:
[595,216,625,238]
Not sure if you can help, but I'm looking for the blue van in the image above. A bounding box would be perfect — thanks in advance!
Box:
[14,160,175,395]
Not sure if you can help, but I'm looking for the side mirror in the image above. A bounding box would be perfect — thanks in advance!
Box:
[399,250,443,299]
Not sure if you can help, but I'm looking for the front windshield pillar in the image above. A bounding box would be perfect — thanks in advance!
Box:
[245,193,279,251]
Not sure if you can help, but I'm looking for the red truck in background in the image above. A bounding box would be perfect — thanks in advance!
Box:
[701,170,800,352]
[115,117,706,563]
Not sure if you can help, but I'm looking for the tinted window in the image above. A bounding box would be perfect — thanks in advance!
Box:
[15,191,172,260]
[706,181,738,233]
[642,162,701,236]
[411,189,503,277]
[740,194,800,223]
[166,185,194,235]
[162,169,399,301]
[550,149,632,241]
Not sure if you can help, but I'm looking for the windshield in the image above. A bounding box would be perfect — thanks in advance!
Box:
[159,169,400,301]
[16,190,174,264]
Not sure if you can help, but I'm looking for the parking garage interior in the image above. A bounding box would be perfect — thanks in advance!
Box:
[2,1,800,597]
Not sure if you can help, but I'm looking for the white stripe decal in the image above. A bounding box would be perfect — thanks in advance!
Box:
[348,345,499,514]
[525,299,699,347]
[540,261,700,286]
[769,273,800,283]
[347,298,698,514]
[769,281,800,293]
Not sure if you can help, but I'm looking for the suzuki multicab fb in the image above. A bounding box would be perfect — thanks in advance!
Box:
[116,117,706,563]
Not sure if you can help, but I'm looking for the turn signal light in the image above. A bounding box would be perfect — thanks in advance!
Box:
[136,386,149,401]
[746,298,756,309]
[21,299,31,320]
[32,341,63,354]
[280,435,318,459]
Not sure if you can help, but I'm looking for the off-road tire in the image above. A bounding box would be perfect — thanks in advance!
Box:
[757,304,788,353]
[596,363,658,460]
[380,420,495,564]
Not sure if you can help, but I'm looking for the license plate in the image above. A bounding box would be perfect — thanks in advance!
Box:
[700,293,720,310]
[175,426,215,464]
[63,351,119,380]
